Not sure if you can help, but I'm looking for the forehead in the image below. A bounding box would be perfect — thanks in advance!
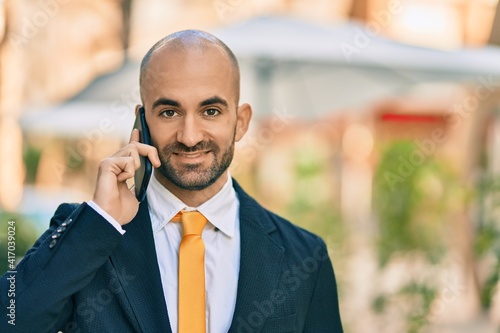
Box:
[141,44,237,103]
[149,43,233,78]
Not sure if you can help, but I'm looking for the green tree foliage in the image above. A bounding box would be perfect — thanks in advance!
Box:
[373,141,459,267]
[474,175,500,308]
[282,145,346,250]
[372,140,463,332]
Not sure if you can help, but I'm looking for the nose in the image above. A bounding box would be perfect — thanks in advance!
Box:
[176,115,204,148]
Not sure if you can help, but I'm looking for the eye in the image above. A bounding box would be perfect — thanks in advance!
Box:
[160,109,177,118]
[204,108,220,117]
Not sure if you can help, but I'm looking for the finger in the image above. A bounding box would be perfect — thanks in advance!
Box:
[114,157,137,182]
[109,143,140,169]
[101,156,136,180]
[130,128,140,143]
[113,139,161,168]
[147,147,161,168]
[134,142,161,168]
[127,146,141,171]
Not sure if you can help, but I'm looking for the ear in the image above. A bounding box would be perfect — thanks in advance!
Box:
[134,104,142,117]
[235,103,252,142]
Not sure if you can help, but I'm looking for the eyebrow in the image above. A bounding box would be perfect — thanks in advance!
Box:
[151,97,181,110]
[151,95,229,110]
[199,96,228,108]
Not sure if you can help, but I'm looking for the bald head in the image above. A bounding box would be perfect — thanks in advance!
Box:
[139,30,240,105]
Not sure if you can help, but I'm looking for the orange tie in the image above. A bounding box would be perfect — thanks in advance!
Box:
[172,211,208,333]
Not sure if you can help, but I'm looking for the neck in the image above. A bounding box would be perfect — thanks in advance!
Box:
[154,171,228,207]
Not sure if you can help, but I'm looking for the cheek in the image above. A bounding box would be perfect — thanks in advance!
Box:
[211,124,237,145]
[149,127,176,148]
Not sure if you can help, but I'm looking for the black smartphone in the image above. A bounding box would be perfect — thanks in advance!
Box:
[133,106,153,202]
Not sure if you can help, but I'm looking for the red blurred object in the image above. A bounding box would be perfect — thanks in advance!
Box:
[380,113,442,123]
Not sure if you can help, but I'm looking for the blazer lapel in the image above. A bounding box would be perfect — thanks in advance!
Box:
[228,184,285,333]
[109,200,172,333]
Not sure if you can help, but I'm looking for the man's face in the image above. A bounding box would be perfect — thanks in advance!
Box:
[140,45,249,191]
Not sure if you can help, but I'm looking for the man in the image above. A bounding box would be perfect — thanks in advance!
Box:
[1,30,343,333]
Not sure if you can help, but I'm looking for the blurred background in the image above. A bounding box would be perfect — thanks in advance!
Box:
[1,0,500,332]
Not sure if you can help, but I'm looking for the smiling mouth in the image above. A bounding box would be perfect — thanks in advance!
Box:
[173,151,211,158]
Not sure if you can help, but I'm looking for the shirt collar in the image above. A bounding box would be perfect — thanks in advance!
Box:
[147,171,237,237]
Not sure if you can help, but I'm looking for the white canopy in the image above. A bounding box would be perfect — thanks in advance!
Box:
[213,16,500,118]
[213,15,500,77]
[21,15,500,136]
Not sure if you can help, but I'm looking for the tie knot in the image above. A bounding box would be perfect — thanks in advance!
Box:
[174,211,207,236]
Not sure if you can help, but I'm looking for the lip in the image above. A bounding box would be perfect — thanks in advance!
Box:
[173,150,211,162]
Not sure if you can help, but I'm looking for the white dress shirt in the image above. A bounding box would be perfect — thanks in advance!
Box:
[147,172,240,332]
[90,171,241,332]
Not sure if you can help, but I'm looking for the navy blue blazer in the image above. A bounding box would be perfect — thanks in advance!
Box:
[1,181,343,332]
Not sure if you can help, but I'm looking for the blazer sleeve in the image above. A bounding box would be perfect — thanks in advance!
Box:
[0,202,123,333]
[303,239,343,333]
